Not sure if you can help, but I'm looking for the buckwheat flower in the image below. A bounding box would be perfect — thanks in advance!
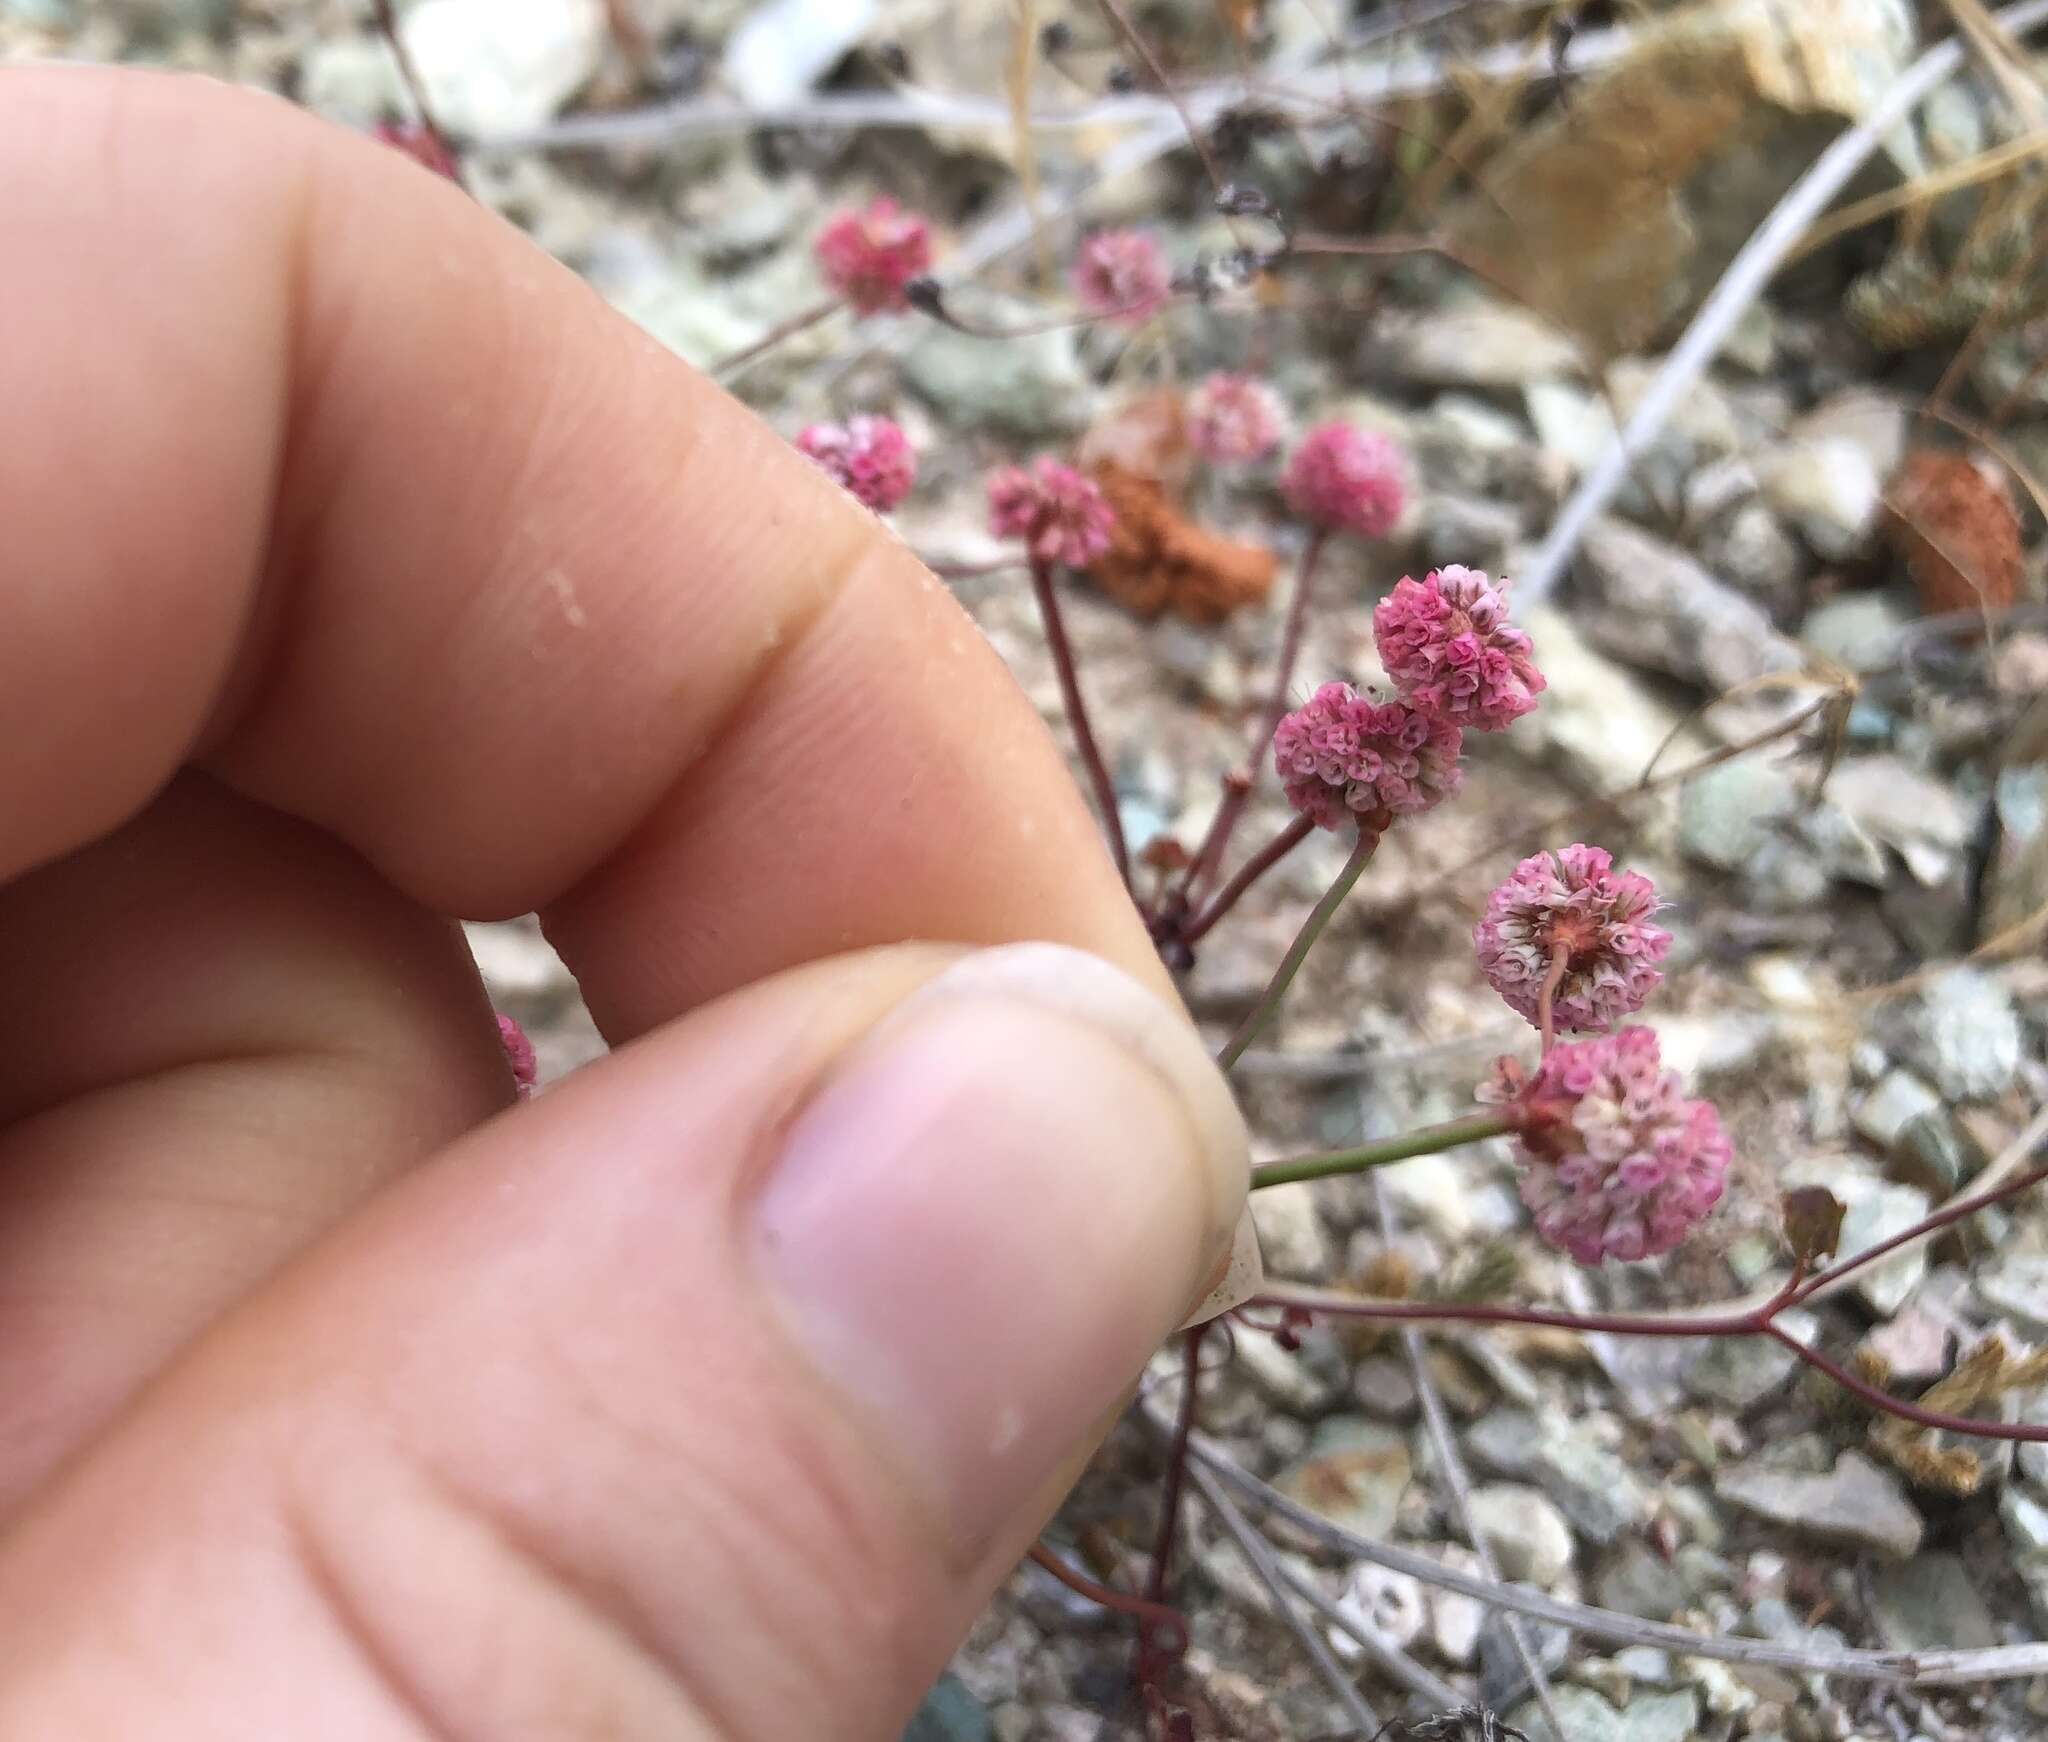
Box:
[987,458,1117,568]
[1072,228,1171,325]
[1475,844,1672,1033]
[1281,423,1407,538]
[1510,1027,1731,1264]
[1186,373,1287,465]
[497,1014,538,1098]
[814,198,934,315]
[1272,680,1463,831]
[1373,565,1545,731]
[795,415,917,512]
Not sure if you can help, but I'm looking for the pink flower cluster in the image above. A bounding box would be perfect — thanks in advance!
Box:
[987,459,1117,568]
[497,1014,538,1098]
[1271,681,1464,831]
[1373,565,1546,732]
[1475,845,1671,1032]
[795,415,917,512]
[1281,423,1407,539]
[1498,1028,1731,1264]
[1072,229,1171,325]
[1186,373,1287,464]
[814,198,934,315]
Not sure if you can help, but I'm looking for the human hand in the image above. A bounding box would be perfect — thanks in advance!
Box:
[0,67,1248,1737]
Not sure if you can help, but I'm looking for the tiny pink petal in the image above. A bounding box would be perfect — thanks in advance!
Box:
[795,415,918,512]
[1272,680,1463,830]
[1374,565,1545,731]
[1474,844,1672,1033]
[1072,229,1171,325]
[814,198,935,315]
[986,458,1117,568]
[1280,422,1408,537]
[1511,1027,1730,1264]
[497,1013,539,1097]
[1186,373,1287,464]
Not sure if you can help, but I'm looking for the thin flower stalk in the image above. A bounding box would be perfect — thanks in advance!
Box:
[1184,529,1329,901]
[1178,814,1313,947]
[1250,1109,1516,1190]
[1028,559,1130,883]
[1217,824,1377,1068]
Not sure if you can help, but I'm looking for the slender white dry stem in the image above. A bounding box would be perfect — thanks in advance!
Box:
[1188,1430,2048,1686]
[1371,1174,1565,1742]
[1183,1459,1383,1736]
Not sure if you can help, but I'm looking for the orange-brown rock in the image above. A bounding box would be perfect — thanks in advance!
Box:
[1882,449,2024,617]
[1080,460,1279,623]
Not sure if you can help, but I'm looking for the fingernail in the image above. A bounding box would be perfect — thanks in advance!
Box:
[752,943,1248,1556]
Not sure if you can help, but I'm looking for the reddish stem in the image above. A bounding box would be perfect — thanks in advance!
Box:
[369,0,467,191]
[1536,941,1570,1054]
[1249,1160,2048,1444]
[1145,1325,1208,1608]
[709,298,841,382]
[1029,558,1131,884]
[1183,529,1329,902]
[1027,1544,1189,1658]
[1180,814,1314,946]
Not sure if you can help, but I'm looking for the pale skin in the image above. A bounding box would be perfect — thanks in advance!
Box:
[0,67,1248,1737]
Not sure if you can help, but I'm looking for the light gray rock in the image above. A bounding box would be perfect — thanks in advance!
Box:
[1801,593,1911,675]
[723,0,877,107]
[1278,1422,1412,1541]
[1573,517,1804,692]
[1822,1171,1932,1315]
[1466,1483,1576,1585]
[1685,1310,1817,1408]
[1678,758,1800,872]
[400,0,606,136]
[1465,1408,1647,1543]
[1869,1553,1998,1651]
[1756,392,1907,558]
[1367,298,1584,387]
[1891,968,2024,1102]
[299,36,407,125]
[1420,492,1525,573]
[1977,1255,2048,1339]
[1700,499,1806,602]
[1249,1181,1332,1280]
[1511,1685,1698,1742]
[1716,1450,1924,1559]
[1507,606,1700,792]
[905,299,1096,437]
[1328,1564,1426,1661]
[1827,756,1973,885]
[1597,1538,1689,1621]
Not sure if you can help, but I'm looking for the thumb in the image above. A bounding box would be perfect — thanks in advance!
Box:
[0,942,1249,1741]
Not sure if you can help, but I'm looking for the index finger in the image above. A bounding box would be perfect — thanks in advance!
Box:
[0,66,1161,1038]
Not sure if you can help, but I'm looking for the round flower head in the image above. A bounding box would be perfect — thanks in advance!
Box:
[1186,373,1287,465]
[497,1013,538,1097]
[1272,681,1463,831]
[1072,229,1171,325]
[1507,1027,1731,1264]
[1281,423,1407,538]
[1374,565,1545,731]
[987,458,1117,568]
[814,198,934,315]
[795,415,917,512]
[1475,844,1671,1032]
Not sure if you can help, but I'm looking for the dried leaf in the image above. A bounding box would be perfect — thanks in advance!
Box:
[1783,1185,1846,1267]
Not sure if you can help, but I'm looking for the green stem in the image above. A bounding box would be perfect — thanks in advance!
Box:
[1217,826,1378,1070]
[1251,1110,1517,1191]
